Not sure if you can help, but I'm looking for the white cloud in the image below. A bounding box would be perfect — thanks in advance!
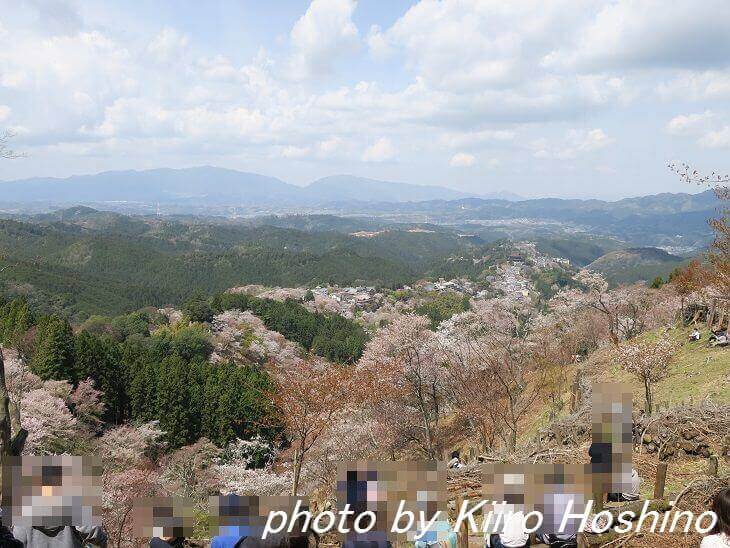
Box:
[699,127,730,149]
[440,129,515,149]
[0,0,728,197]
[0,105,11,122]
[289,0,359,78]
[449,152,476,167]
[533,128,614,159]
[372,0,543,91]
[579,129,614,151]
[547,0,730,71]
[280,145,310,159]
[362,137,395,162]
[666,111,716,136]
[366,25,391,61]
[657,71,730,101]
[665,111,730,149]
[147,27,189,64]
[316,137,341,158]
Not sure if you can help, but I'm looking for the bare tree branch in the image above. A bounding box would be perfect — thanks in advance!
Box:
[667,162,729,187]
[0,130,25,160]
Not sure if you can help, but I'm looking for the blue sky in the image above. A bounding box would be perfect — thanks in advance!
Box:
[1,0,729,198]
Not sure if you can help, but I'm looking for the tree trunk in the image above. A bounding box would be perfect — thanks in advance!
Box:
[291,446,303,496]
[9,400,20,436]
[0,349,12,456]
[644,378,653,415]
[680,296,685,325]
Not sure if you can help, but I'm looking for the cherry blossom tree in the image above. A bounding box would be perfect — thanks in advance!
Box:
[272,358,356,495]
[215,437,291,496]
[669,163,729,295]
[215,462,292,496]
[438,300,543,453]
[159,438,222,499]
[20,386,79,454]
[670,260,711,320]
[98,422,165,548]
[0,132,23,455]
[551,271,654,345]
[709,185,730,294]
[302,412,384,499]
[97,421,166,469]
[615,336,678,414]
[358,314,445,458]
[211,310,303,367]
[69,379,106,431]
[2,347,41,438]
[103,466,160,548]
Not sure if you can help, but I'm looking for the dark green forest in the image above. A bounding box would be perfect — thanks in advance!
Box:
[0,211,484,320]
[0,285,367,450]
[0,297,276,448]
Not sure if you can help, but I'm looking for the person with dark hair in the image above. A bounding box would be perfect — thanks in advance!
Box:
[342,469,390,548]
[448,450,465,470]
[149,538,186,548]
[701,488,730,547]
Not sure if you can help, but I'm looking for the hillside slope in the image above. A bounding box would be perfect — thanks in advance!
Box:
[586,326,729,405]
[587,247,687,284]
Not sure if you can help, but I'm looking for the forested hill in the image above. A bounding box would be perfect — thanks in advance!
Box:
[0,211,482,319]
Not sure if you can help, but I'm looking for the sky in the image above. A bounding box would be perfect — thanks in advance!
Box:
[0,0,729,199]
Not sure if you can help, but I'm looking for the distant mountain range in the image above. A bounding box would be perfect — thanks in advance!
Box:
[0,166,719,253]
[336,189,719,252]
[0,167,521,205]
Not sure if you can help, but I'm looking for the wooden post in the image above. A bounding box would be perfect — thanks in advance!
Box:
[708,455,719,477]
[707,298,717,329]
[571,370,583,412]
[716,309,725,335]
[654,462,668,499]
[570,376,579,412]
[592,491,604,513]
[456,497,468,548]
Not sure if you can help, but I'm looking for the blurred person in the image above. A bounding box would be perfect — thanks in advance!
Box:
[701,488,730,547]
[606,469,641,503]
[149,537,186,548]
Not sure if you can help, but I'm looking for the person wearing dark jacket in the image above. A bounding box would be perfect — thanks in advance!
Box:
[0,524,22,547]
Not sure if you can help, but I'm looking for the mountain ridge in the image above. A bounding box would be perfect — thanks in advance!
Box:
[587,246,687,285]
[0,166,518,205]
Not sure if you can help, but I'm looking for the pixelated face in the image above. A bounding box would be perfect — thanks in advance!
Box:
[590,383,634,493]
[472,382,634,534]
[337,460,447,541]
[131,496,196,538]
[591,382,633,447]
[480,463,591,534]
[1,455,103,527]
[207,495,310,538]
